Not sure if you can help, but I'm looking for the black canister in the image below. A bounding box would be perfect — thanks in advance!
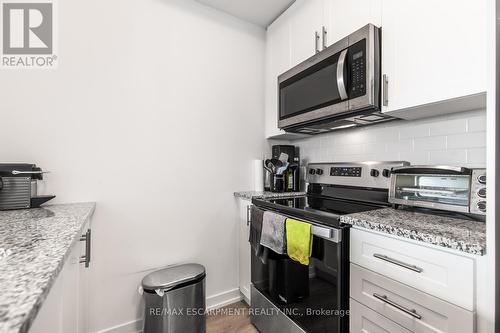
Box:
[270,174,285,192]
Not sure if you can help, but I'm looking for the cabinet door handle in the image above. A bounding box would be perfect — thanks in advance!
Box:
[315,31,320,53]
[79,229,91,268]
[373,293,422,319]
[246,205,251,226]
[383,74,389,106]
[322,26,327,50]
[373,253,423,273]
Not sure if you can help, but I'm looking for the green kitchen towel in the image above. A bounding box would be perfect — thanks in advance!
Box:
[286,218,313,265]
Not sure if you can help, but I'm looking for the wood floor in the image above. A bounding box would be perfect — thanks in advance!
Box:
[206,302,259,333]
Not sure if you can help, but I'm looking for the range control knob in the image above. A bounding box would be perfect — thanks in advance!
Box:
[477,201,486,213]
[478,188,486,198]
[382,169,391,178]
[309,169,316,175]
[370,169,380,177]
[478,174,486,184]
[316,169,324,175]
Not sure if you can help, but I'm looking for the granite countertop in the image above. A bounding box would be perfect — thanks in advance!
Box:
[0,202,96,333]
[234,191,306,201]
[340,207,486,255]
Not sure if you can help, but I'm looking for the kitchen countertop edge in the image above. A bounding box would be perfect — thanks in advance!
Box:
[340,209,486,256]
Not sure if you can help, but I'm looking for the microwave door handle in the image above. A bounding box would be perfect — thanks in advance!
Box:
[336,49,348,100]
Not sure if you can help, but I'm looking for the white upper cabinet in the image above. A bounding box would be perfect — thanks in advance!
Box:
[265,12,307,139]
[289,0,327,67]
[265,13,291,139]
[381,0,487,118]
[264,0,487,138]
[325,0,381,47]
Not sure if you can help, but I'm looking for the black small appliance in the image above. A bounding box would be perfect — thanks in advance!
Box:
[0,163,55,210]
[270,145,300,192]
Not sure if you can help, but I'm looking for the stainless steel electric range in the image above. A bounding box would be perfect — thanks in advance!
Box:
[250,161,409,333]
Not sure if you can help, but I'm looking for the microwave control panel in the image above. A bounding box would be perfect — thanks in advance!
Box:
[349,39,367,98]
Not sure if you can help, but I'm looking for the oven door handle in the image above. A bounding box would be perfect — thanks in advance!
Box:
[311,225,342,243]
[336,49,348,100]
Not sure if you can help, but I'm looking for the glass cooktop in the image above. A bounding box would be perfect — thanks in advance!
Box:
[253,195,387,228]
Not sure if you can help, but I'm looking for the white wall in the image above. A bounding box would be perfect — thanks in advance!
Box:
[273,110,486,168]
[0,0,265,332]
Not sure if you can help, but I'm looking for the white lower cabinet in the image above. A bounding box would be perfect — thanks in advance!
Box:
[350,298,412,333]
[349,227,477,333]
[350,264,474,333]
[237,198,251,304]
[350,228,474,311]
[30,222,91,333]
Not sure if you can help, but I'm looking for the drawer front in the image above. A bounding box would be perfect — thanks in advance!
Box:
[350,228,475,310]
[350,298,412,333]
[350,263,475,333]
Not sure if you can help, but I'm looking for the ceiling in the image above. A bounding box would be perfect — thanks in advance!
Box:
[195,0,296,27]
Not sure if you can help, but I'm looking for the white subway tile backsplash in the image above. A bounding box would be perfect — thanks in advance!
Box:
[372,127,400,143]
[428,149,467,165]
[364,143,388,155]
[428,118,467,136]
[447,132,486,149]
[467,116,487,132]
[467,148,487,165]
[399,123,430,139]
[287,110,486,167]
[386,140,413,153]
[414,136,447,151]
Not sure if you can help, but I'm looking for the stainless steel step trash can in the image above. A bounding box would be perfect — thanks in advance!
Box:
[142,263,206,333]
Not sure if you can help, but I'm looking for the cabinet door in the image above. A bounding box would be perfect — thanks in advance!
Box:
[325,0,381,47]
[265,13,291,139]
[381,0,487,116]
[237,199,251,303]
[62,244,80,333]
[30,244,80,333]
[289,0,325,67]
[29,271,64,333]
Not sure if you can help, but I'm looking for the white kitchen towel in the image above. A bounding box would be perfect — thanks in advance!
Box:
[260,211,287,254]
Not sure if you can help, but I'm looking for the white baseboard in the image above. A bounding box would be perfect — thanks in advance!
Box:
[93,288,242,333]
[94,319,142,333]
[207,288,242,310]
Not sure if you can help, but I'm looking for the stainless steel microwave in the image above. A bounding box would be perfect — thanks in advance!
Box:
[278,24,394,134]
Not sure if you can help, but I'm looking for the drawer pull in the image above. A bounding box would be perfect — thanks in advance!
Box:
[373,293,422,320]
[373,253,423,273]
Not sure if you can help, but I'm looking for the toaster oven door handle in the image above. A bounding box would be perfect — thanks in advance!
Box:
[11,170,49,175]
[390,165,470,175]
[337,49,348,100]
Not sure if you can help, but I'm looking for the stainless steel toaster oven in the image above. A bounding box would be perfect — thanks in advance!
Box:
[389,166,486,215]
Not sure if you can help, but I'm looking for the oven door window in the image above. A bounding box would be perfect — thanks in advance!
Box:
[279,51,348,120]
[251,233,348,333]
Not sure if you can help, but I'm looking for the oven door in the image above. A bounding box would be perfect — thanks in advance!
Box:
[250,215,349,333]
[278,37,350,130]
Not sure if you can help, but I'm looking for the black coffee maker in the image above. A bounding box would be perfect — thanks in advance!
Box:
[265,145,300,192]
